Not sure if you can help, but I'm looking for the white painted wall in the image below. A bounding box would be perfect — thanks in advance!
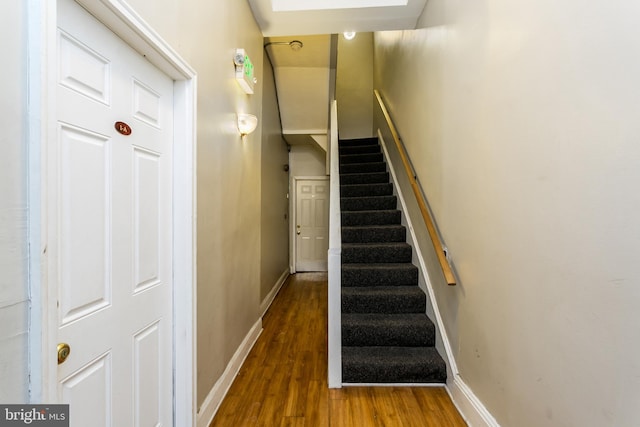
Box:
[289,144,327,178]
[336,32,375,139]
[374,1,640,426]
[0,0,29,404]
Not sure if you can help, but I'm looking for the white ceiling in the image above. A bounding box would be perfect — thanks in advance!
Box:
[255,0,427,142]
[248,0,427,36]
[264,35,332,68]
[271,0,408,12]
[264,35,333,136]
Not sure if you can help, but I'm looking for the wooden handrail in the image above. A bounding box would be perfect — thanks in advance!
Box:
[374,90,456,286]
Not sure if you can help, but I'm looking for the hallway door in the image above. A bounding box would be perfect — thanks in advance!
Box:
[53,0,174,425]
[295,178,329,271]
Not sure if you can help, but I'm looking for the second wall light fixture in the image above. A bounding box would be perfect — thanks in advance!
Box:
[237,113,258,136]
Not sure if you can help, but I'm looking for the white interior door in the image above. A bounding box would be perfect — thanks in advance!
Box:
[295,178,329,271]
[54,0,174,425]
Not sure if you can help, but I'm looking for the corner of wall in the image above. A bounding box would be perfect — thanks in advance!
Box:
[259,269,290,318]
[447,375,501,427]
[196,319,263,427]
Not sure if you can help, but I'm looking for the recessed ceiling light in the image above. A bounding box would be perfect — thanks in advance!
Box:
[343,31,356,40]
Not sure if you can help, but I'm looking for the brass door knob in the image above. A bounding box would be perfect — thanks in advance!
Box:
[57,343,71,365]
[297,231,301,235]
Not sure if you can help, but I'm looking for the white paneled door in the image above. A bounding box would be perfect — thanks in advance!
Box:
[295,178,329,271]
[54,0,174,425]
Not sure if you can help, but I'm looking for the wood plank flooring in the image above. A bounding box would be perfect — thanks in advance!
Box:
[210,272,467,426]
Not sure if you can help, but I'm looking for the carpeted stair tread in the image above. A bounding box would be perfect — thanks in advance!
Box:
[339,138,379,147]
[341,210,401,226]
[342,286,426,313]
[341,195,397,211]
[342,346,447,383]
[340,162,387,174]
[342,225,406,243]
[342,242,412,264]
[339,171,389,185]
[342,313,435,346]
[340,183,393,197]
[339,153,384,164]
[339,144,381,155]
[341,263,419,287]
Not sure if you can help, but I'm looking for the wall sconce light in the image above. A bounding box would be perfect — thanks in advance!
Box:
[237,113,258,136]
[343,31,356,40]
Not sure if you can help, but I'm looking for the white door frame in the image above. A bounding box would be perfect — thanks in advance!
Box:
[27,0,197,425]
[290,175,329,272]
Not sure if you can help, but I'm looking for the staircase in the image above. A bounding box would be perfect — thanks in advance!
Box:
[339,137,447,384]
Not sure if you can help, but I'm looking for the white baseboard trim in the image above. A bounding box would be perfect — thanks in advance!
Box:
[447,375,500,427]
[196,319,263,427]
[259,269,290,318]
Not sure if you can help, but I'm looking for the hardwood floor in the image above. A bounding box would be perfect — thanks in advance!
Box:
[210,272,467,426]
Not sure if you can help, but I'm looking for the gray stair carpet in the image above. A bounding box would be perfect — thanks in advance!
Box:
[339,137,447,384]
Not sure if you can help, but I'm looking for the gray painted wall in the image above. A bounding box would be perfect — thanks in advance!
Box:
[374,0,640,425]
[289,144,327,178]
[261,51,291,301]
[336,32,375,139]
